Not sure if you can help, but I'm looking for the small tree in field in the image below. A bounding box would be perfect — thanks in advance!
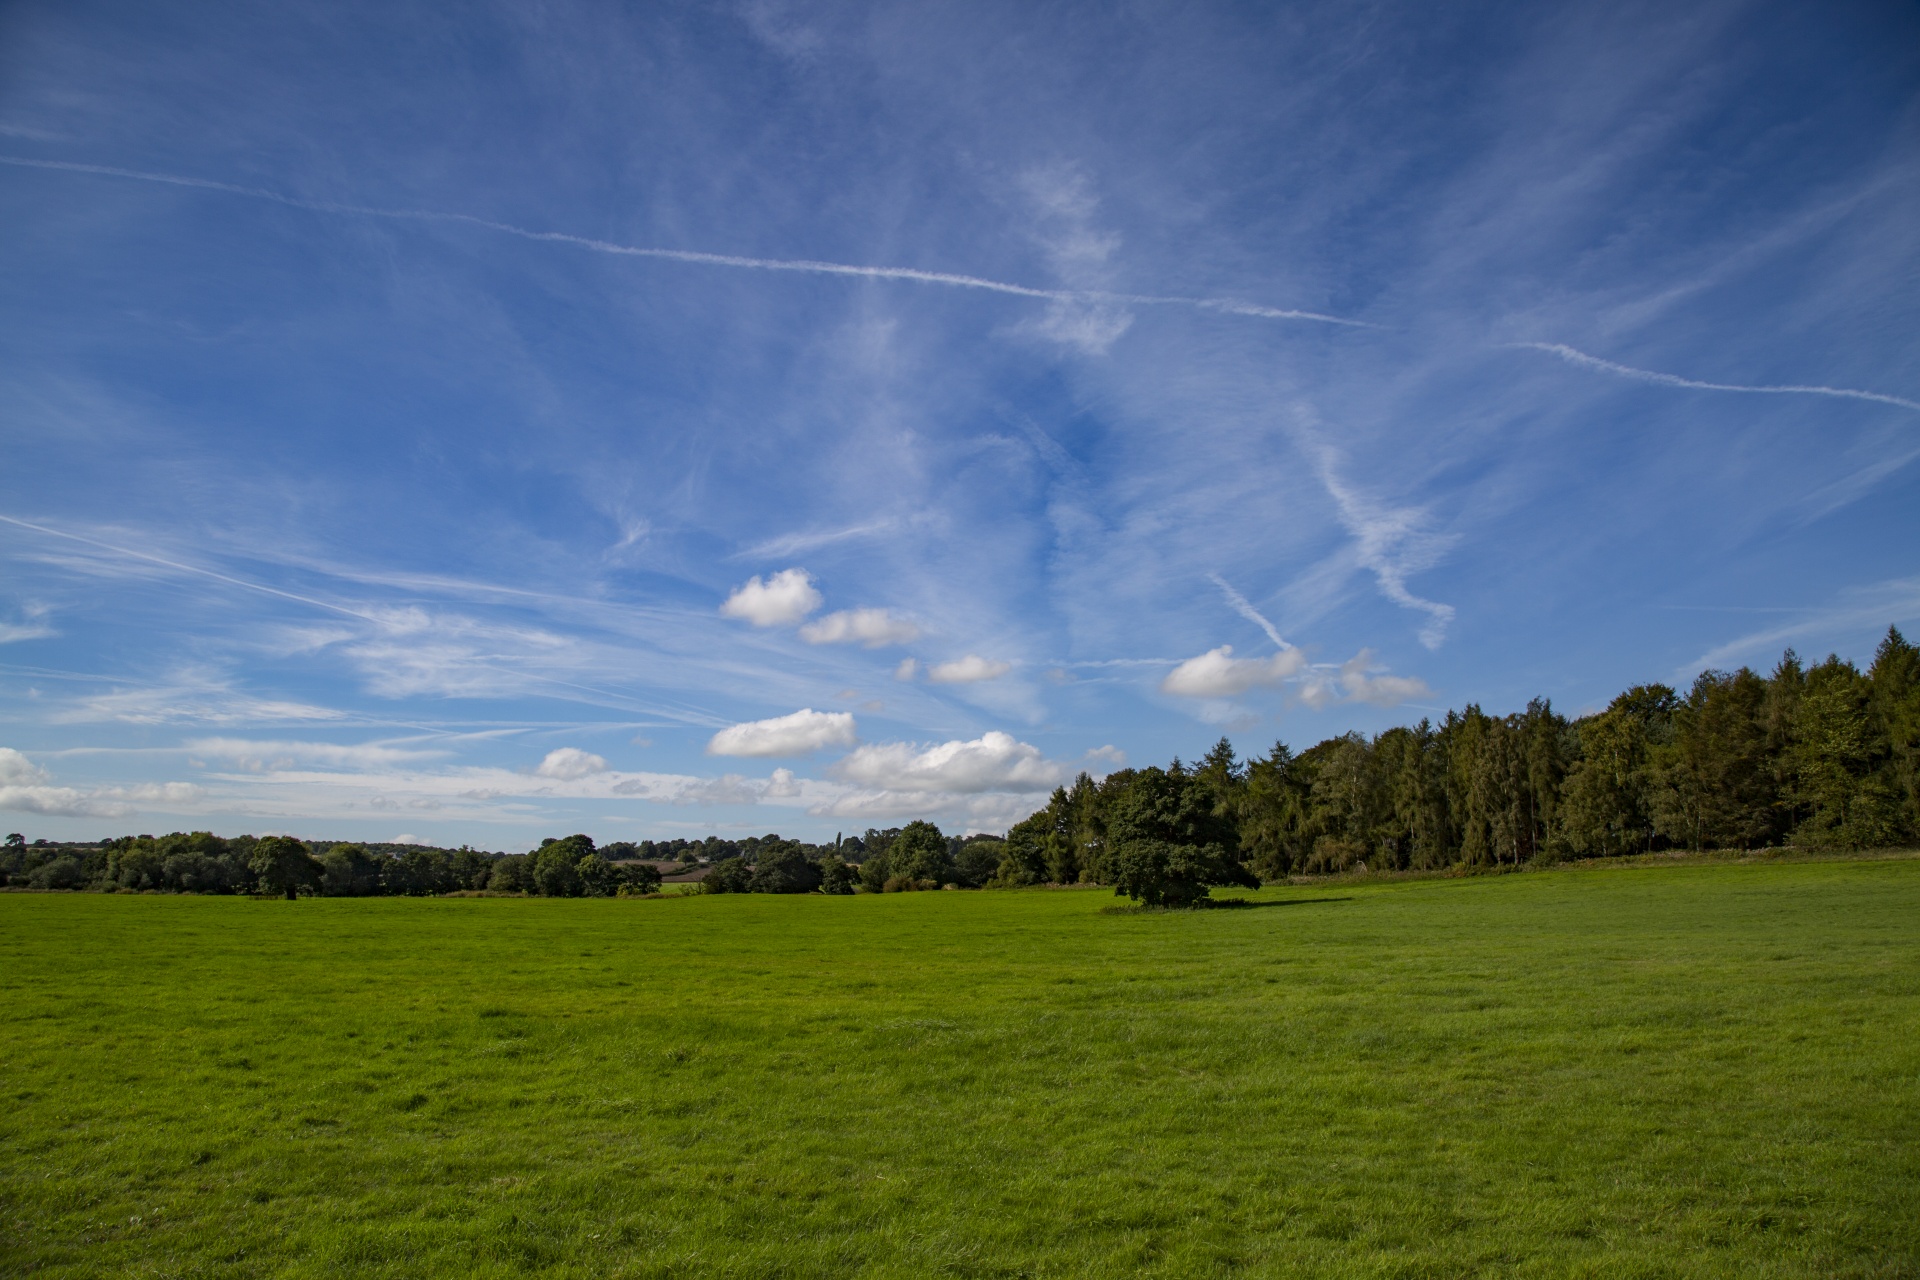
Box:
[250,836,323,900]
[1107,766,1257,906]
[887,820,952,885]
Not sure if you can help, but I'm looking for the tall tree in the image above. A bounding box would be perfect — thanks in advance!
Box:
[250,836,323,900]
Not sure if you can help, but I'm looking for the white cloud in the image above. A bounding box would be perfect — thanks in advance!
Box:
[534,747,608,780]
[830,731,1061,794]
[0,751,202,817]
[0,603,56,644]
[706,708,857,757]
[798,608,921,647]
[719,568,822,627]
[0,784,125,818]
[52,678,347,726]
[765,767,801,798]
[0,748,48,785]
[1313,449,1458,650]
[670,774,766,806]
[1160,645,1309,698]
[1299,650,1433,710]
[184,738,445,772]
[894,658,918,682]
[926,654,1012,684]
[1085,745,1127,766]
[115,782,204,804]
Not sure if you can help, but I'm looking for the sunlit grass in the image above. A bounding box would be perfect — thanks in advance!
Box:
[2,858,1917,1277]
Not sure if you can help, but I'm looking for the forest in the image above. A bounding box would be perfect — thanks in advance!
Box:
[5,629,1917,905]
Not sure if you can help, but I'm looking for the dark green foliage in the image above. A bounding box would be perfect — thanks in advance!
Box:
[887,820,952,884]
[249,836,323,900]
[816,853,857,894]
[994,629,1920,886]
[953,837,1005,886]
[27,855,86,890]
[701,857,753,894]
[1105,763,1257,906]
[616,862,663,896]
[530,836,592,897]
[487,854,533,893]
[857,848,891,893]
[748,840,822,893]
[321,844,382,896]
[1651,669,1782,850]
[574,853,620,897]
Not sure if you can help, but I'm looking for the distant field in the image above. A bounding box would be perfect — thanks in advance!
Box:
[3,860,1917,1278]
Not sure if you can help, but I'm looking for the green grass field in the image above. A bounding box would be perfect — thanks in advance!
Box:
[3,859,1918,1278]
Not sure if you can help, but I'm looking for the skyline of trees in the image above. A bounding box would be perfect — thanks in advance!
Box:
[6,628,1918,903]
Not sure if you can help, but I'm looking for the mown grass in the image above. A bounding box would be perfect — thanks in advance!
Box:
[2,859,1917,1278]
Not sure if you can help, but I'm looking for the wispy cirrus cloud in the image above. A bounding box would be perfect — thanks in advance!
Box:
[1312,448,1458,650]
[1511,342,1920,414]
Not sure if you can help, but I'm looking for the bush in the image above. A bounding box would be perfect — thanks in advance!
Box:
[321,844,382,896]
[953,838,1006,886]
[748,843,821,893]
[817,855,857,895]
[28,856,85,891]
[617,862,663,895]
[882,875,937,893]
[487,855,533,893]
[701,857,752,894]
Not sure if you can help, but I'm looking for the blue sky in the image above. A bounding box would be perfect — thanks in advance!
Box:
[2,0,1916,848]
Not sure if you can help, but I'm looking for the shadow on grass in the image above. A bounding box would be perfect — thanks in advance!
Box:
[1100,896,1352,915]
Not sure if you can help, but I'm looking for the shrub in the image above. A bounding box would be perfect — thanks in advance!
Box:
[28,856,86,891]
[701,857,752,894]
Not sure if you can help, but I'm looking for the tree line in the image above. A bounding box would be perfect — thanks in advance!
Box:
[6,629,1916,906]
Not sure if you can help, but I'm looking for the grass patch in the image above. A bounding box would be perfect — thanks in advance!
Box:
[1,860,1917,1276]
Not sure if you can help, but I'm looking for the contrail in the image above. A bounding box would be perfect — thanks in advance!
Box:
[0,154,1372,327]
[1207,572,1293,651]
[1512,342,1920,414]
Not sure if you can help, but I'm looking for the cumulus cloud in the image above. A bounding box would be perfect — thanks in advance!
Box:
[798,608,921,647]
[0,747,47,785]
[534,747,608,780]
[0,750,202,817]
[719,568,822,627]
[830,731,1061,794]
[1160,645,1309,698]
[926,655,1012,684]
[706,708,857,757]
[1301,650,1433,710]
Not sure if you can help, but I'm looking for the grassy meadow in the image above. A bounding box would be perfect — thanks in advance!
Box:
[3,858,1918,1278]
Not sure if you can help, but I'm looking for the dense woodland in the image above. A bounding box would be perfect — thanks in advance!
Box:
[6,630,1918,904]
